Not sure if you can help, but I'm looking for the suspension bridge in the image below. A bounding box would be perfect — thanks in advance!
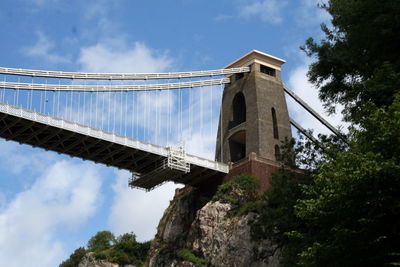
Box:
[0,50,344,191]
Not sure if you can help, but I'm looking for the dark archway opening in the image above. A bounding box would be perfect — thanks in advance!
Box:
[230,92,246,128]
[229,130,246,162]
[272,107,279,139]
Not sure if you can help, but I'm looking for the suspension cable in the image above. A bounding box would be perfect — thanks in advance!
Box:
[0,78,230,92]
[0,66,250,80]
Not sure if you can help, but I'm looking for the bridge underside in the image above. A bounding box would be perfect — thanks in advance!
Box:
[0,103,228,190]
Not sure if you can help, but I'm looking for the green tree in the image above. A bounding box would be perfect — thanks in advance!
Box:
[59,247,86,267]
[294,97,400,266]
[87,230,116,252]
[113,232,151,263]
[250,168,308,266]
[302,0,400,121]
[290,0,400,265]
[60,231,151,266]
[253,1,400,266]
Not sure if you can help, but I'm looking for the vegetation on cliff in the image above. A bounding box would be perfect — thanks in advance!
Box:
[59,247,87,267]
[212,174,260,204]
[176,248,207,267]
[59,231,150,267]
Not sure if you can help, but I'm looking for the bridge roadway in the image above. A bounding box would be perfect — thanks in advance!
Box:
[0,102,229,190]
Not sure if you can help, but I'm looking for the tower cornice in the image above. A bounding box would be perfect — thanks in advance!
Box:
[224,50,286,71]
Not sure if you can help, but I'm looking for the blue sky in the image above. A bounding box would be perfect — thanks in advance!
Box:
[0,1,346,266]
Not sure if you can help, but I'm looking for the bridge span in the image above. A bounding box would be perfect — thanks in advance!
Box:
[0,102,228,190]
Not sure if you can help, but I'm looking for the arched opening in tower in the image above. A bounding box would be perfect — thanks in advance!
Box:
[271,107,279,139]
[229,130,246,162]
[230,92,246,128]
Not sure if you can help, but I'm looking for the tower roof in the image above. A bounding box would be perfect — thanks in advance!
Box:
[225,50,286,71]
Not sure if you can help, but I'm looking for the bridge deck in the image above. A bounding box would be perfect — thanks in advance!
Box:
[0,103,228,190]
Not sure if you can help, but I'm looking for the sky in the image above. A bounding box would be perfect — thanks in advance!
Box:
[0,1,347,266]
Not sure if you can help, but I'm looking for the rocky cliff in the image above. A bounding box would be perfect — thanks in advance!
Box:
[148,185,280,267]
[78,252,136,267]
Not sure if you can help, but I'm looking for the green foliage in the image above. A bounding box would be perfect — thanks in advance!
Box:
[177,248,207,267]
[87,230,116,252]
[269,2,400,265]
[293,96,400,266]
[60,231,150,267]
[92,232,151,266]
[302,0,400,121]
[252,97,400,266]
[250,168,310,266]
[59,247,86,267]
[235,199,264,217]
[212,174,260,205]
[355,94,400,161]
[253,22,400,260]
[113,233,151,264]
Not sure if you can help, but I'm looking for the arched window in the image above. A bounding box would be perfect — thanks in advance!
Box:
[229,130,246,162]
[271,108,279,139]
[231,92,246,127]
[274,145,281,161]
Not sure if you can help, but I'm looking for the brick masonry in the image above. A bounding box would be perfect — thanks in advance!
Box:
[225,160,279,193]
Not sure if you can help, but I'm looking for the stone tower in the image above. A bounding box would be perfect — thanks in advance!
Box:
[215,50,292,190]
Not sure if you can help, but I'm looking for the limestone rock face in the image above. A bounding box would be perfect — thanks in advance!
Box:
[78,253,114,267]
[148,187,203,267]
[148,186,280,267]
[188,201,280,267]
[170,260,196,267]
[189,202,261,267]
[78,252,135,267]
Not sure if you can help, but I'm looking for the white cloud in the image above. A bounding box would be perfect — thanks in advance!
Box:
[294,0,331,27]
[184,129,217,160]
[286,56,348,137]
[108,170,182,242]
[78,41,173,73]
[0,192,6,210]
[80,0,121,35]
[84,0,108,20]
[220,0,329,30]
[181,85,222,159]
[22,31,71,64]
[0,140,56,177]
[55,40,176,144]
[0,160,103,267]
[239,0,288,24]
